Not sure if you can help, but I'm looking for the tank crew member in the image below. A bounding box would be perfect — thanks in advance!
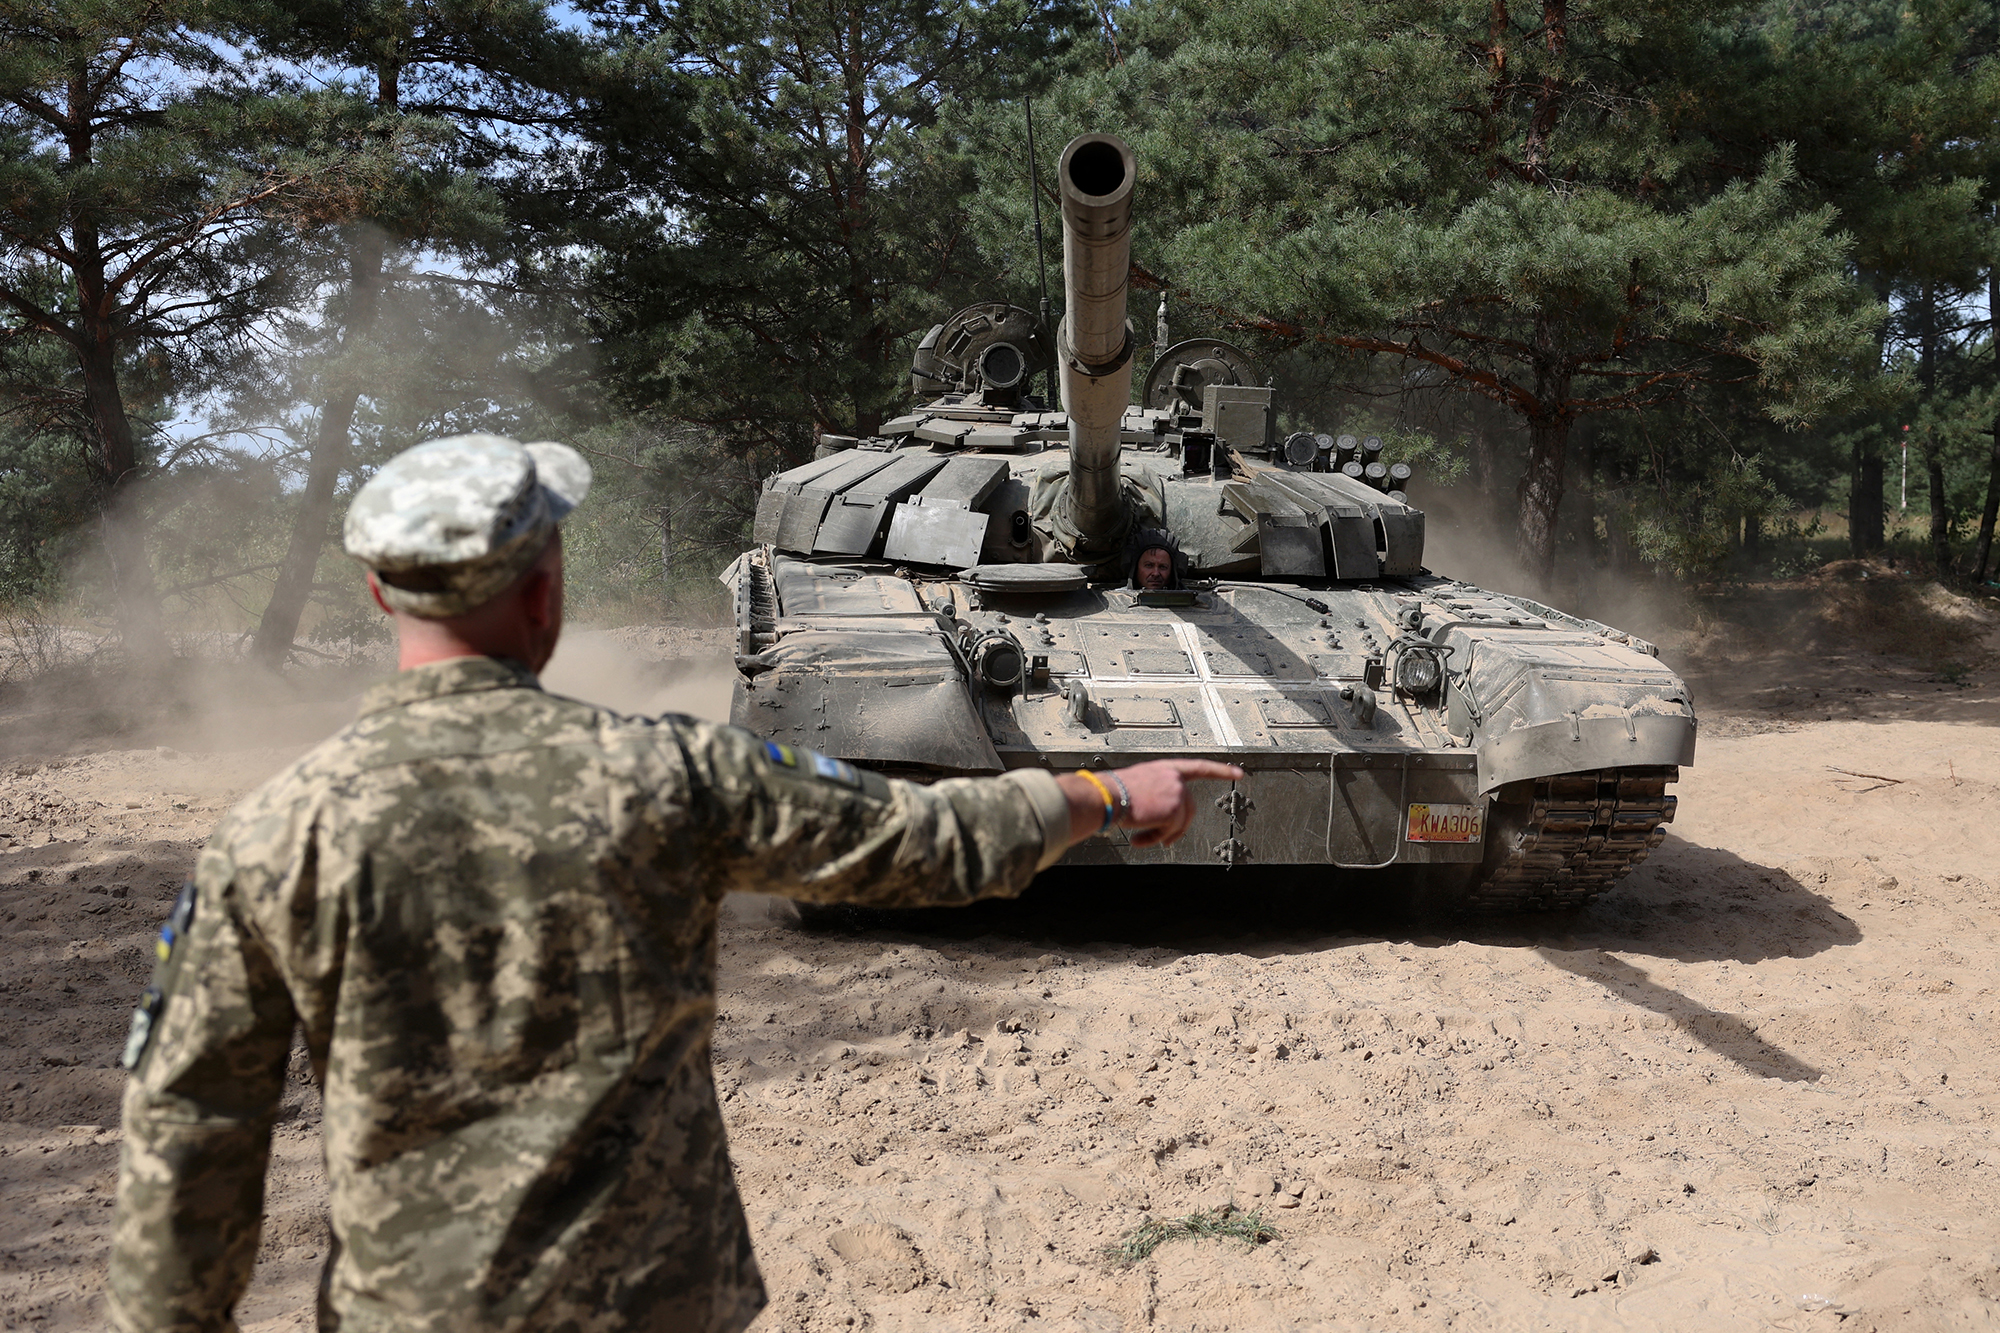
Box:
[1129,526,1185,590]
[108,433,1241,1333]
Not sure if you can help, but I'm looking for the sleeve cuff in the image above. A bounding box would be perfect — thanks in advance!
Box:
[1001,768,1072,871]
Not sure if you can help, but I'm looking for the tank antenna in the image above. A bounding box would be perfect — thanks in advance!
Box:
[1025,98,1054,405]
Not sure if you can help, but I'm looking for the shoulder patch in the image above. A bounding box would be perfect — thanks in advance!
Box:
[155,880,196,963]
[120,987,163,1071]
[763,739,863,790]
[809,751,862,789]
[127,881,197,1071]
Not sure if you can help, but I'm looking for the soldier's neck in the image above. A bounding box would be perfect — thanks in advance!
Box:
[394,614,558,676]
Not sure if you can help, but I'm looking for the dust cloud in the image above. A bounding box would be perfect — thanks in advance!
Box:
[0,618,736,773]
[541,628,735,723]
[1420,497,1693,652]
[10,471,2000,1329]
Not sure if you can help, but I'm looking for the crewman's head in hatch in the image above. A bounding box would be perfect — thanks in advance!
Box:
[1127,528,1183,590]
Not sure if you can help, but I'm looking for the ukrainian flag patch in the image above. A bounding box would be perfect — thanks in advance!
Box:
[764,740,862,789]
[156,881,195,962]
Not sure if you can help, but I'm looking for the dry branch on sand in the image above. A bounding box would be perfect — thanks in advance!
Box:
[1109,1207,1280,1266]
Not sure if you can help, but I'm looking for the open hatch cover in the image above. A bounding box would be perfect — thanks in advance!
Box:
[960,563,1091,593]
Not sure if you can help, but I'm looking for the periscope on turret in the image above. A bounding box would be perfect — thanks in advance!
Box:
[724,134,1696,915]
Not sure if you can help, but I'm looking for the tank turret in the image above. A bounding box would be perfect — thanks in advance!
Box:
[1055,134,1137,558]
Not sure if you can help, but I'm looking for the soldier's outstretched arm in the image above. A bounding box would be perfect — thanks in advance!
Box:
[664,720,1239,908]
[1052,758,1245,849]
[108,847,297,1333]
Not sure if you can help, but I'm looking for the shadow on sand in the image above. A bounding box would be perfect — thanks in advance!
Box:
[765,831,1857,1085]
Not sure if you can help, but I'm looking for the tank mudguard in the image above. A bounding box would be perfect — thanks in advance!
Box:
[732,631,1004,774]
[732,674,1003,773]
[1475,706,1696,793]
[1441,626,1698,793]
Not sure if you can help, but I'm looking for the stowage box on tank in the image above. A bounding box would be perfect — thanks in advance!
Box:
[724,133,1695,913]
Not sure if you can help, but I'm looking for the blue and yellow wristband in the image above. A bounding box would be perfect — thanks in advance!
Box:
[1074,769,1131,833]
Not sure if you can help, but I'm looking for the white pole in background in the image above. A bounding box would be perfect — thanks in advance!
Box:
[1900,424,1909,512]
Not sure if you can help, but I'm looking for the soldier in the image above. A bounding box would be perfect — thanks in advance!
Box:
[108,433,1239,1333]
[1128,526,1184,591]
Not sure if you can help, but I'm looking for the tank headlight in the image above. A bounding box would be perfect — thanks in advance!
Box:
[1395,649,1442,696]
[972,633,1024,691]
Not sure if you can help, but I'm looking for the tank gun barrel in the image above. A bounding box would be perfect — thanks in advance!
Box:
[1056,133,1137,553]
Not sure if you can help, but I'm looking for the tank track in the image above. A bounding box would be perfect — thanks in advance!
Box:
[1463,766,1679,912]
[735,551,780,657]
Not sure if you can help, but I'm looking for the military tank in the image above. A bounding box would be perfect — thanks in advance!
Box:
[724,133,1696,914]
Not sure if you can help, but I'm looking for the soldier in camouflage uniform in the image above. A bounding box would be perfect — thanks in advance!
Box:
[108,433,1239,1333]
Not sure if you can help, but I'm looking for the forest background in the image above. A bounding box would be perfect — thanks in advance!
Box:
[4,0,2000,667]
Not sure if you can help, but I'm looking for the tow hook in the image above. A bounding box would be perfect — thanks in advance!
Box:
[1213,779,1252,866]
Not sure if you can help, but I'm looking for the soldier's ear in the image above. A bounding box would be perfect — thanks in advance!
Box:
[366,572,394,617]
[520,565,559,632]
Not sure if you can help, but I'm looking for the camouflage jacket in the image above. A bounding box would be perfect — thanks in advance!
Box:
[109,656,1069,1333]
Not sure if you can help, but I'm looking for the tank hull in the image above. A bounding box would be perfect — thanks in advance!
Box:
[729,541,1694,911]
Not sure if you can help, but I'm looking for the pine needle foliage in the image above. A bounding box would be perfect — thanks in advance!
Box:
[967,0,1882,580]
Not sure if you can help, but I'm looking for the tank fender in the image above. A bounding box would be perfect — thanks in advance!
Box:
[1473,706,1696,793]
[1439,625,1698,793]
[730,629,1004,774]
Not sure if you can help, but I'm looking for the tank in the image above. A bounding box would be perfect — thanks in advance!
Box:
[724,133,1696,914]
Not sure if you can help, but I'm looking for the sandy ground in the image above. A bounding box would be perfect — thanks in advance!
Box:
[3,602,1999,1333]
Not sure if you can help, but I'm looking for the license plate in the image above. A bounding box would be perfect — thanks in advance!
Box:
[1406,803,1484,843]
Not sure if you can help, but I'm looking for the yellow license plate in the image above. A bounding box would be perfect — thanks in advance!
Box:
[1406,803,1484,843]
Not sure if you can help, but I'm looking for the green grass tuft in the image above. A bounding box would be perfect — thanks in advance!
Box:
[1108,1206,1280,1266]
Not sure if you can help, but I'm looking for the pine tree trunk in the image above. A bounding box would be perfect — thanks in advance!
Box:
[68,67,168,664]
[1515,412,1570,583]
[1926,443,1951,579]
[252,51,404,669]
[1915,283,1948,579]
[1975,266,2000,582]
[78,310,167,666]
[250,229,390,668]
[1851,278,1892,558]
[1848,440,1864,556]
[1972,424,2000,583]
[97,487,164,660]
[842,45,882,442]
[1853,448,1885,554]
[1602,497,1631,578]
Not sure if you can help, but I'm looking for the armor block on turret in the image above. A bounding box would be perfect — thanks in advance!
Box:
[1202,385,1274,456]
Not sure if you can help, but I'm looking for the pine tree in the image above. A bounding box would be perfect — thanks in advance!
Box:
[593,0,1090,456]
[1746,0,2000,571]
[234,0,609,666]
[0,0,339,656]
[1025,0,1876,580]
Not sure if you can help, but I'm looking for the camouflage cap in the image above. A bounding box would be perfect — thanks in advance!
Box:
[344,434,592,618]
